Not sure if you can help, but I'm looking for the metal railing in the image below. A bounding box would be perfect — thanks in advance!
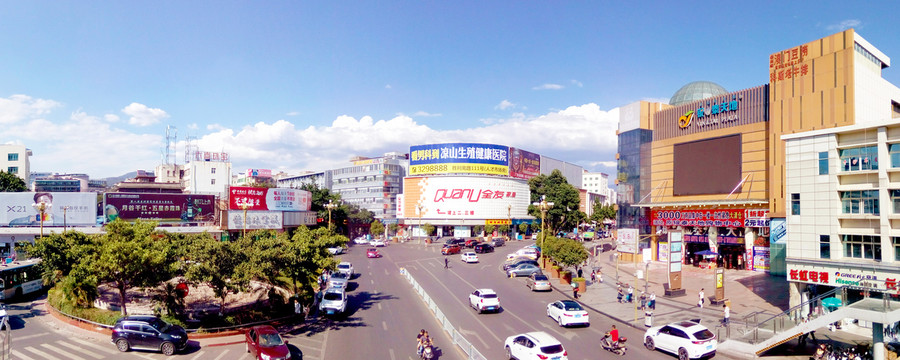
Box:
[401,268,487,360]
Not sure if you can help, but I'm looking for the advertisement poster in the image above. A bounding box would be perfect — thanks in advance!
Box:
[753,246,770,272]
[508,147,541,180]
[409,143,510,176]
[229,187,311,211]
[402,176,530,220]
[228,211,283,230]
[104,193,215,223]
[616,228,638,254]
[0,192,97,226]
[658,242,669,262]
[650,209,744,228]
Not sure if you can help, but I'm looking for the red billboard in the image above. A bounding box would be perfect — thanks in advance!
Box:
[104,193,216,223]
[508,147,540,180]
[229,187,311,211]
[650,209,744,228]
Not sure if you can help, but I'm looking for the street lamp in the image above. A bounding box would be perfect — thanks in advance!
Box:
[507,204,512,239]
[532,195,554,264]
[32,201,51,239]
[416,204,424,244]
[325,199,339,231]
[62,206,70,231]
[238,201,252,239]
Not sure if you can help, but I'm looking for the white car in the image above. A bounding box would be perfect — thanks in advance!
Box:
[504,331,568,360]
[328,272,350,290]
[318,288,347,315]
[371,238,386,247]
[336,261,354,277]
[546,300,589,327]
[644,320,717,360]
[506,248,538,260]
[468,289,501,314]
[460,251,479,263]
[353,237,369,245]
[327,246,344,255]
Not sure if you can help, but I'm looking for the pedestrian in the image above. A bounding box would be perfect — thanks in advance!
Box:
[698,288,705,308]
[590,269,596,283]
[640,291,647,310]
[598,270,603,283]
[444,257,449,269]
[649,292,656,310]
[627,286,634,303]
[617,285,623,303]
[722,303,730,325]
[572,282,579,299]
[577,267,583,279]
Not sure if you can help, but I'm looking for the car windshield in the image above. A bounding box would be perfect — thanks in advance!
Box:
[533,275,549,281]
[540,344,565,354]
[338,264,350,269]
[259,332,285,347]
[481,293,497,299]
[149,318,170,332]
[693,329,715,340]
[563,303,583,311]
[331,273,348,279]
[323,292,343,300]
[368,248,377,252]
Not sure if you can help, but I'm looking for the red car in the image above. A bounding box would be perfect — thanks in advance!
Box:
[441,244,462,255]
[245,325,291,360]
[366,248,382,258]
[464,238,480,248]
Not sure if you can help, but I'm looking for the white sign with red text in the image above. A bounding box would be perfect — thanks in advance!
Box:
[402,176,530,219]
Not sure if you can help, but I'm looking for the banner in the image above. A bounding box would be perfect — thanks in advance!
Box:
[1,192,96,226]
[229,187,311,211]
[617,228,638,254]
[410,143,510,176]
[508,147,541,179]
[402,176,530,220]
[650,209,744,228]
[228,210,283,230]
[104,193,215,223]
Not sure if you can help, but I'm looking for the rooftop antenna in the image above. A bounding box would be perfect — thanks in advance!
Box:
[164,125,177,165]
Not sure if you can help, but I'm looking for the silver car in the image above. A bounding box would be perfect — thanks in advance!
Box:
[319,288,347,315]
[526,273,551,291]
[508,263,542,277]
[328,272,350,290]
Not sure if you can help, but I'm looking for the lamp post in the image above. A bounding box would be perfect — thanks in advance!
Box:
[416,204,424,244]
[615,252,620,284]
[325,199,338,231]
[532,195,554,264]
[507,204,512,239]
[238,201,252,240]
[62,206,70,231]
[32,201,51,239]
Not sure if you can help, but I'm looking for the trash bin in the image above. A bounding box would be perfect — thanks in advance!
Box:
[644,310,653,327]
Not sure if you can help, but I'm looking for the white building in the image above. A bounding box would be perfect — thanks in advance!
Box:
[183,151,232,196]
[155,163,185,184]
[582,171,616,206]
[1,144,31,183]
[332,153,408,219]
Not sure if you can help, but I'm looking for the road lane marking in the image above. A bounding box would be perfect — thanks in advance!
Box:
[22,347,62,360]
[188,351,208,360]
[40,343,87,360]
[55,341,104,359]
[382,321,387,330]
[69,338,119,354]
[212,349,230,360]
[12,332,50,341]
[388,348,396,360]
[11,349,37,360]
[378,303,382,310]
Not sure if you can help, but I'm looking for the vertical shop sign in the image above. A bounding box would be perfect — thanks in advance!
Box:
[668,231,683,291]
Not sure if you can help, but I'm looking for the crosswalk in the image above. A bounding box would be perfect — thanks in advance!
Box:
[10,334,237,360]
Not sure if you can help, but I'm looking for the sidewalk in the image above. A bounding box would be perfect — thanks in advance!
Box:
[544,242,875,359]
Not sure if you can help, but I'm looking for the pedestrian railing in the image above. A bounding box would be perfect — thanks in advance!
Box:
[401,268,487,360]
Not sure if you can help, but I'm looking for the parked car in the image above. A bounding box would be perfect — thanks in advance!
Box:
[464,238,480,248]
[473,243,494,253]
[353,236,369,245]
[506,247,539,260]
[644,320,717,360]
[111,315,188,356]
[441,244,462,255]
[468,289,501,313]
[336,261,354,277]
[504,331,568,360]
[245,325,291,360]
[366,248,382,258]
[327,246,344,255]
[490,237,506,247]
[444,238,465,246]
[547,300,590,327]
[371,238,386,247]
[319,288,348,315]
[526,273,551,291]
[507,263,542,277]
[461,251,479,263]
[328,272,350,289]
[503,258,539,271]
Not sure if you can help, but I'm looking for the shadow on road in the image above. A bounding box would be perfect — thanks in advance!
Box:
[287,290,398,337]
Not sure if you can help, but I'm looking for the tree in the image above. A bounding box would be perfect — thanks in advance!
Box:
[282,226,346,305]
[518,223,529,234]
[370,221,385,236]
[590,202,617,227]
[184,232,244,316]
[0,171,26,192]
[550,237,589,269]
[473,225,484,236]
[25,231,97,285]
[389,223,399,235]
[484,224,495,235]
[528,170,582,234]
[422,223,435,237]
[301,184,348,232]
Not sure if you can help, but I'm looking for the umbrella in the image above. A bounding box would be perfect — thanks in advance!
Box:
[695,250,718,257]
[822,297,842,308]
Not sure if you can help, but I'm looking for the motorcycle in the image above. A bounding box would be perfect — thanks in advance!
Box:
[421,344,434,359]
[601,333,627,355]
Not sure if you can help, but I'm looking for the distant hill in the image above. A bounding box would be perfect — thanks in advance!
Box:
[102,171,137,186]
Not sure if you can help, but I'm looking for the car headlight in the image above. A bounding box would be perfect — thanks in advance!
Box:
[261,354,272,360]
[170,334,182,339]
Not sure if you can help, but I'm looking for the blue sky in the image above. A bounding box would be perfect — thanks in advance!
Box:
[2,1,898,179]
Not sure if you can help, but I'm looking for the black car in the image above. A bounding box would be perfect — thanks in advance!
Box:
[503,258,539,271]
[473,243,494,253]
[444,238,465,246]
[111,315,188,356]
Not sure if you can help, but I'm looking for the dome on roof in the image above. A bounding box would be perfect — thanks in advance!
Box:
[669,81,728,106]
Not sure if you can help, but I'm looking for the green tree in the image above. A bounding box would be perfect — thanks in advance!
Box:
[282,226,346,305]
[528,169,582,234]
[518,223,529,234]
[422,223,435,237]
[301,184,349,232]
[550,237,590,269]
[183,232,244,316]
[498,225,509,236]
[389,223,399,235]
[590,201,617,225]
[370,221,385,236]
[0,171,27,192]
[25,231,97,285]
[473,225,484,236]
[484,224,495,235]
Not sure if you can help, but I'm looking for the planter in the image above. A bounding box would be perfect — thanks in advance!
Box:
[551,266,561,278]
[574,278,587,293]
[560,271,572,285]
[425,238,432,244]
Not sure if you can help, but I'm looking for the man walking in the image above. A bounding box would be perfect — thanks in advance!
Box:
[444,257,449,269]
[722,303,730,325]
[698,288,705,308]
[572,282,579,299]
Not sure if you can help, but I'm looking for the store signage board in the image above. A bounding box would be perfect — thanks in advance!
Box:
[668,231,683,291]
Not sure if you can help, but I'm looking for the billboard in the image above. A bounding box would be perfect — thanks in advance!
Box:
[104,193,215,223]
[247,169,273,178]
[228,210,283,230]
[508,147,541,179]
[229,187,311,211]
[409,143,509,176]
[402,176,530,219]
[1,192,96,226]
[617,228,638,254]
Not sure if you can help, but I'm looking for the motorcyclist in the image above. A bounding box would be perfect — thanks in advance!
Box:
[608,324,619,347]
[416,329,426,356]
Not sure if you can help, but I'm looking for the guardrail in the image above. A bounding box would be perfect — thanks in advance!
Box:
[401,268,487,360]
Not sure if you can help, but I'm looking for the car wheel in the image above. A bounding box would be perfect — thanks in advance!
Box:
[115,338,130,352]
[678,347,689,360]
[161,342,175,356]
[557,315,564,327]
[644,337,655,351]
[506,346,515,360]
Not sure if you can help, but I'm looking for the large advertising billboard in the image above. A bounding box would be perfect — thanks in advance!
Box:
[1,192,96,226]
[228,210,283,230]
[229,187,311,211]
[409,143,510,176]
[104,193,216,223]
[402,176,530,219]
[508,147,541,180]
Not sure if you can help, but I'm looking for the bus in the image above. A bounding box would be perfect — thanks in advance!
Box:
[0,258,43,301]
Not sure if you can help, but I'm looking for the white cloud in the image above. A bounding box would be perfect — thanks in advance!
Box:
[188,123,199,130]
[532,84,564,90]
[122,102,169,126]
[495,100,516,110]
[571,80,583,88]
[286,111,300,116]
[0,94,61,124]
[411,111,442,117]
[826,19,861,32]
[104,114,120,122]
[207,124,225,131]
[385,84,392,89]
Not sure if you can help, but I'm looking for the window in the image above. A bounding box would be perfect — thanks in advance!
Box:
[840,146,878,171]
[818,152,829,175]
[894,237,900,261]
[7,167,17,174]
[840,190,879,215]
[891,144,900,168]
[842,235,881,260]
[791,193,801,215]
[211,179,216,185]
[7,153,17,161]
[891,190,900,214]
[820,235,831,259]
[211,167,216,174]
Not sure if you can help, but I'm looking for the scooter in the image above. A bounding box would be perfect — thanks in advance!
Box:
[421,344,435,359]
[601,334,627,355]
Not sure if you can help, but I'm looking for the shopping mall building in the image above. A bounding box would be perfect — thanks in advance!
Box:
[617,29,900,310]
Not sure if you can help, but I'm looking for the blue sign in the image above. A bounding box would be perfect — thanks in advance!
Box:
[410,143,509,166]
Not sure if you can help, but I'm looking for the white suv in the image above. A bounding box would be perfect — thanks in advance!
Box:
[644,320,717,360]
[319,288,347,315]
[468,289,500,314]
[504,331,568,360]
[336,261,354,277]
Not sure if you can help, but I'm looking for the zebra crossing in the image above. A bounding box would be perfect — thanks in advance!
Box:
[10,334,238,360]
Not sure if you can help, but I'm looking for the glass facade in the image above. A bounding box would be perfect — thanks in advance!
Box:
[616,128,652,233]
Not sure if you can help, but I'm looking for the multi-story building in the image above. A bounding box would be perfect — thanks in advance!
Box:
[33,174,87,192]
[232,169,276,187]
[183,151,232,196]
[277,171,332,190]
[155,163,184,184]
[332,153,408,219]
[1,144,31,183]
[582,172,617,206]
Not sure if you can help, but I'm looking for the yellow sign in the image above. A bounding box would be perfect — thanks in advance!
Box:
[486,219,511,225]
[716,272,723,288]
[410,163,509,176]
